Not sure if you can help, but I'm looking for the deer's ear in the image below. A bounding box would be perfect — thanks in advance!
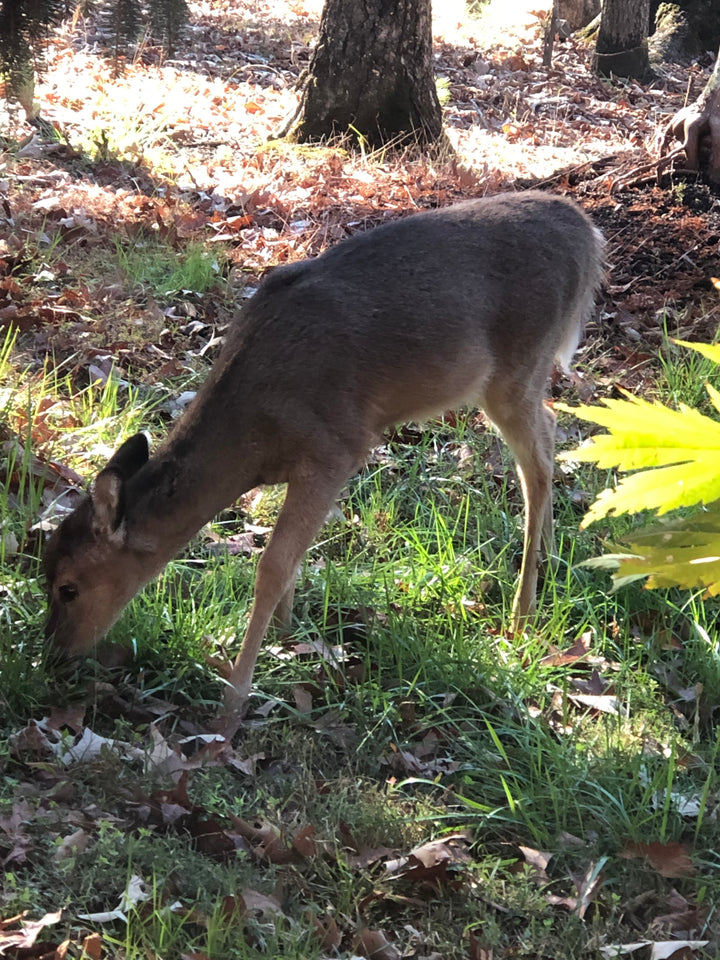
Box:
[91,434,149,542]
[105,433,150,478]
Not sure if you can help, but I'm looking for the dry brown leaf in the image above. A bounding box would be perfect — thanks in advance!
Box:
[293,684,314,713]
[291,824,317,859]
[45,704,86,733]
[238,888,286,919]
[621,841,695,878]
[82,932,103,959]
[570,668,612,696]
[546,859,605,918]
[540,630,592,667]
[54,828,90,862]
[0,910,62,952]
[652,888,707,933]
[228,816,316,864]
[309,913,342,951]
[518,844,553,883]
[385,832,472,886]
[354,927,401,960]
[469,929,494,960]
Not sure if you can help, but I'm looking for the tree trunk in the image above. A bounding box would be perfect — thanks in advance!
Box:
[285,0,443,148]
[661,42,720,182]
[649,4,703,66]
[650,0,720,51]
[557,0,600,32]
[594,0,651,79]
[0,0,64,116]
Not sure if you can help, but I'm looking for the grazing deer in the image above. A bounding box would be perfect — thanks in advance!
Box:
[43,191,604,720]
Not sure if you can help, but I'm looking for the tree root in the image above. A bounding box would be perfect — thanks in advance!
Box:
[610,87,720,192]
[609,145,689,192]
[657,70,720,185]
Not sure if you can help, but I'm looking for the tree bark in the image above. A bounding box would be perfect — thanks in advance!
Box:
[285,0,443,149]
[650,0,720,51]
[594,0,652,79]
[557,0,600,32]
[661,42,720,182]
[649,4,702,66]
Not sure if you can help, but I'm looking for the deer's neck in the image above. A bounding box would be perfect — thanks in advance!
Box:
[123,370,274,564]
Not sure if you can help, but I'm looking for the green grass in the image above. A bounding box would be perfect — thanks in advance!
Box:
[1,338,719,959]
[114,238,226,299]
[658,314,720,410]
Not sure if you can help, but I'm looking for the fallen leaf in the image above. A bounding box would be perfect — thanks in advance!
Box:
[228,816,315,864]
[546,858,605,919]
[54,828,90,862]
[621,841,695,878]
[518,844,553,883]
[567,693,626,716]
[0,910,62,951]
[354,926,401,959]
[82,932,103,959]
[291,824,317,858]
[540,631,592,666]
[309,912,342,951]
[469,929,494,960]
[599,941,709,959]
[385,832,472,886]
[77,875,150,923]
[57,726,144,766]
[238,888,286,919]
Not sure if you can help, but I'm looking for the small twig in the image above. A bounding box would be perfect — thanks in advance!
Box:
[531,155,616,189]
[609,145,687,192]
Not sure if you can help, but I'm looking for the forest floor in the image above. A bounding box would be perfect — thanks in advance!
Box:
[1,1,720,959]
[2,0,719,384]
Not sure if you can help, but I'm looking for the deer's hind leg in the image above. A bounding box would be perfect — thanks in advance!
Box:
[481,378,557,633]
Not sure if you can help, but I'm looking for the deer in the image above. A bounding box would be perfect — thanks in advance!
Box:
[43,190,604,723]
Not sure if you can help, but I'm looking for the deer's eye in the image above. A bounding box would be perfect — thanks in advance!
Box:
[58,584,79,604]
